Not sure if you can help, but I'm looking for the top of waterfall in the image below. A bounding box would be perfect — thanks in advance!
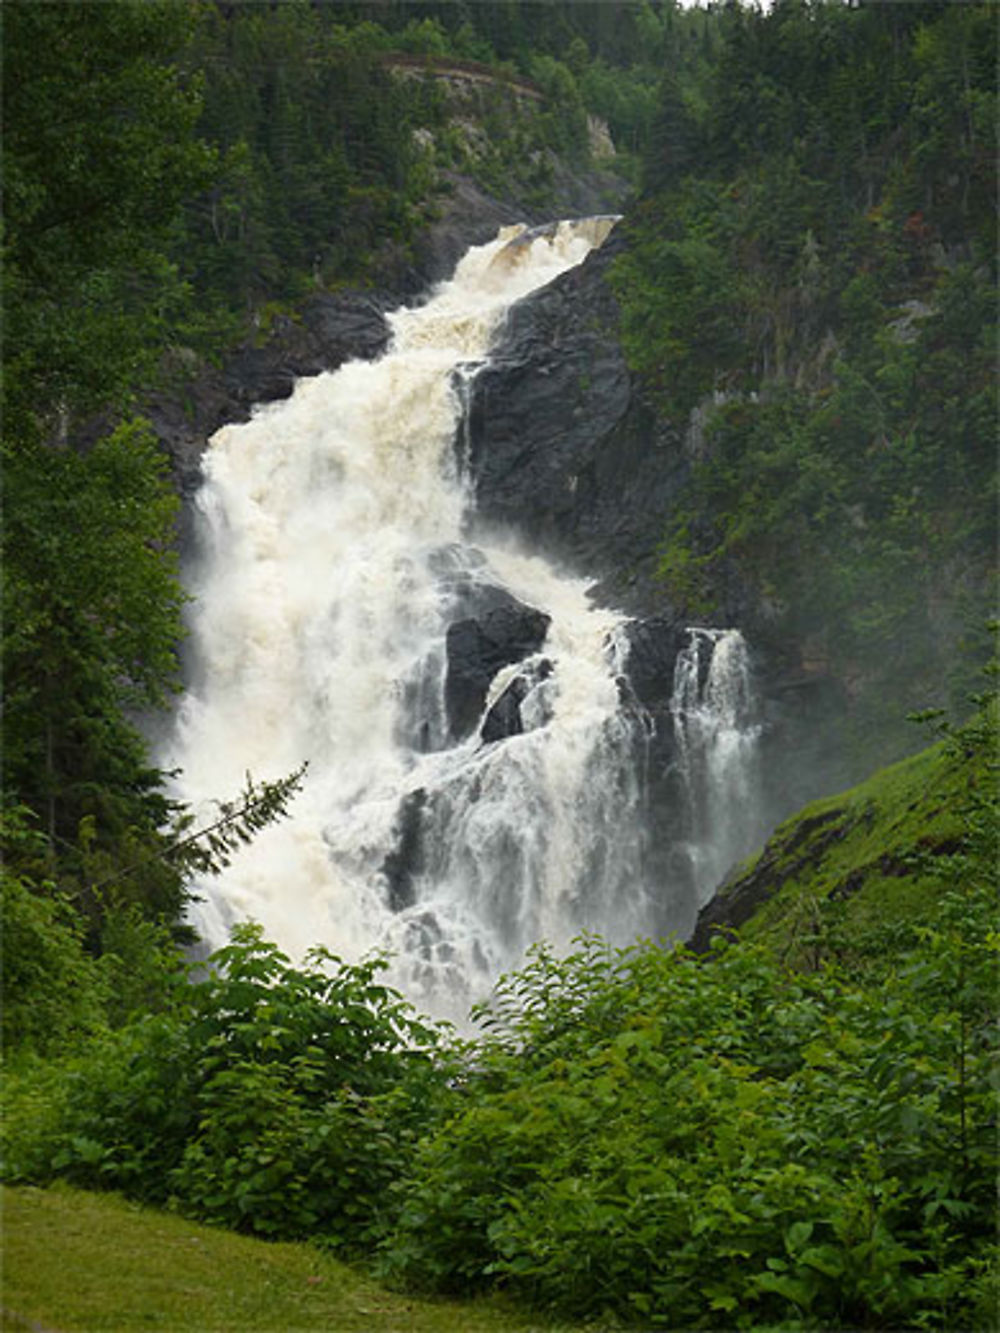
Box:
[490,216,620,267]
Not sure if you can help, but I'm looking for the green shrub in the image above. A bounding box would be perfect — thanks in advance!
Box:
[382,916,997,1330]
[2,924,456,1251]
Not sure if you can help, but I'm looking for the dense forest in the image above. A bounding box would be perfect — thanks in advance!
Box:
[2,2,997,1329]
[612,0,996,763]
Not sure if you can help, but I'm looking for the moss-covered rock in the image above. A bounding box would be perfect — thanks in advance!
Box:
[691,711,994,969]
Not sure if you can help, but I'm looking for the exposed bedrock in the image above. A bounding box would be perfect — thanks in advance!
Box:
[465,231,689,620]
[444,593,551,742]
[149,173,625,506]
[148,290,393,503]
[463,232,853,825]
[480,657,554,745]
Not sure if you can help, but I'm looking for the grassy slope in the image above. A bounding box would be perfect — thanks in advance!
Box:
[1,1184,586,1333]
[693,726,985,967]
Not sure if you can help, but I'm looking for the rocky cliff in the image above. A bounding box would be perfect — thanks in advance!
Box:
[149,178,857,928]
[461,227,855,831]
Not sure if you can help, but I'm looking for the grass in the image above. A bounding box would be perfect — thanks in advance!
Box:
[714,723,987,968]
[1,1184,588,1333]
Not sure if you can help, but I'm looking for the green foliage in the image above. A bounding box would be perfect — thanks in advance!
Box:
[181,3,429,306]
[612,0,997,753]
[0,770,306,1061]
[1,0,214,439]
[0,811,109,1062]
[713,671,998,972]
[2,926,457,1252]
[3,11,996,1327]
[382,908,997,1329]
[376,710,999,1327]
[2,421,185,916]
[5,719,995,1328]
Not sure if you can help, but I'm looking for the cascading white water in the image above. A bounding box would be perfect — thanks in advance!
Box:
[669,627,763,905]
[165,219,655,1017]
[165,220,761,1019]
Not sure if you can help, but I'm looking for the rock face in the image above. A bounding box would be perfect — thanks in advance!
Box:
[480,658,554,744]
[465,231,689,619]
[381,787,429,913]
[411,155,628,286]
[462,225,857,845]
[411,173,542,288]
[148,290,393,501]
[687,806,848,954]
[147,170,628,501]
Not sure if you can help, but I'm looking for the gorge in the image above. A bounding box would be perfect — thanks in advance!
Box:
[4,7,994,1326]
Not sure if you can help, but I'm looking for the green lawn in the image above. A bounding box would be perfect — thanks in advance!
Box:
[1,1184,588,1333]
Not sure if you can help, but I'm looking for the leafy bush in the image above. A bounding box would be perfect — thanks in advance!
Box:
[6,710,995,1326]
[0,867,109,1061]
[2,924,457,1251]
[381,911,997,1330]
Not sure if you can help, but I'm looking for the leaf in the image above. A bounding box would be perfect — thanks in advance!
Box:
[785,1219,814,1253]
[799,1244,844,1278]
[707,1291,739,1313]
[755,1271,817,1309]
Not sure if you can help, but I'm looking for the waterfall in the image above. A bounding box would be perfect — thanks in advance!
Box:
[165,220,756,1020]
[669,628,763,906]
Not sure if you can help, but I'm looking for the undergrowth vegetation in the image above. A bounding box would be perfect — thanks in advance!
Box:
[4,706,996,1331]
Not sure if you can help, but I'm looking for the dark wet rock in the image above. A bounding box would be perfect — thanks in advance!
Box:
[480,657,554,744]
[382,788,428,913]
[412,167,628,289]
[403,909,444,961]
[688,807,848,953]
[462,232,857,824]
[413,173,538,288]
[480,674,530,744]
[464,232,690,619]
[300,290,394,364]
[445,594,551,741]
[619,616,688,717]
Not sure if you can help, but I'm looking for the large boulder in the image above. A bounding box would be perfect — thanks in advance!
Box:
[444,590,551,741]
[480,657,554,744]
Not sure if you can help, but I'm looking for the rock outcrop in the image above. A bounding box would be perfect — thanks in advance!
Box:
[444,592,551,742]
[461,226,856,833]
[148,290,393,500]
[480,658,554,744]
[465,231,687,619]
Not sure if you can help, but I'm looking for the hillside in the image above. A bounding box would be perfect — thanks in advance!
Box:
[1,1183,571,1333]
[692,699,997,969]
[609,0,996,776]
